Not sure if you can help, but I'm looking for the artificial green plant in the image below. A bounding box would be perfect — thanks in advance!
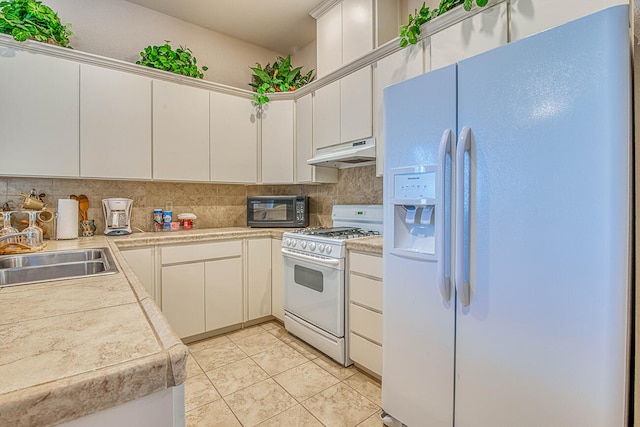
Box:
[0,0,72,47]
[136,41,208,79]
[249,55,315,106]
[399,0,488,47]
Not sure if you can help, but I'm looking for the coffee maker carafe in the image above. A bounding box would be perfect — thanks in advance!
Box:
[102,198,133,235]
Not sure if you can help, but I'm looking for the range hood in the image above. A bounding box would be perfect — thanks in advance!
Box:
[307,138,376,169]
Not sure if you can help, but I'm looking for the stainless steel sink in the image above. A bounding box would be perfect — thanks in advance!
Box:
[0,247,119,288]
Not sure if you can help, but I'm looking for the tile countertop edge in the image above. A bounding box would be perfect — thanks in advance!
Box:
[0,351,171,427]
[112,227,287,248]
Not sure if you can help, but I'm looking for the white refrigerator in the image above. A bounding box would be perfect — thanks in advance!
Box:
[382,5,631,427]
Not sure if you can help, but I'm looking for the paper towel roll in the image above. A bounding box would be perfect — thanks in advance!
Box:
[56,199,79,239]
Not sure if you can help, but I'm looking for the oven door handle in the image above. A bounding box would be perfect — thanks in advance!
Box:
[281,248,341,266]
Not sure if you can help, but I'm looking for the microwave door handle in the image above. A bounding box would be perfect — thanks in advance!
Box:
[281,248,341,266]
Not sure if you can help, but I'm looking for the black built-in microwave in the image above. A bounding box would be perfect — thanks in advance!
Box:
[247,196,308,228]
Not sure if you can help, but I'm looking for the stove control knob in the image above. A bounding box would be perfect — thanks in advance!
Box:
[309,242,316,251]
[318,244,325,253]
[325,245,332,254]
[291,239,297,247]
[300,241,307,249]
[285,238,291,246]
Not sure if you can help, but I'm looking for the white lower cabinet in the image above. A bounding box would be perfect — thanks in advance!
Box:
[246,238,272,321]
[271,238,284,321]
[348,251,383,376]
[162,262,206,338]
[205,257,243,331]
[160,241,243,339]
[120,247,157,302]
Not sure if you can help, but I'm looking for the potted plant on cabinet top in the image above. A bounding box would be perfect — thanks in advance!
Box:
[136,40,208,79]
[249,54,315,107]
[0,0,73,47]
[399,0,488,47]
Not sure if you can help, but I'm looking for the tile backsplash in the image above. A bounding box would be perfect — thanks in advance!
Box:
[0,166,382,236]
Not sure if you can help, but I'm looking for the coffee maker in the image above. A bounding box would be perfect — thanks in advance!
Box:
[102,198,133,235]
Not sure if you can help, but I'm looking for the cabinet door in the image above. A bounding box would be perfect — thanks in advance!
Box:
[313,81,341,150]
[247,238,272,321]
[210,91,257,183]
[261,100,294,184]
[121,247,156,301]
[271,239,284,321]
[296,94,338,184]
[205,257,243,331]
[80,65,152,179]
[342,0,374,63]
[430,2,508,71]
[341,66,373,143]
[374,43,424,176]
[296,93,314,183]
[153,80,209,181]
[316,3,343,77]
[161,263,205,338]
[0,48,79,177]
[510,0,625,42]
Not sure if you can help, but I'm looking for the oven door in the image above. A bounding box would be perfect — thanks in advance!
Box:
[282,249,344,337]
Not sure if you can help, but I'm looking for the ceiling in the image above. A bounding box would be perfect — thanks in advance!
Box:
[125,0,326,54]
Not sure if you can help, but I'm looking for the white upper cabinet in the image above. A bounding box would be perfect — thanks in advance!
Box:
[80,65,152,179]
[153,80,210,182]
[210,91,257,183]
[295,94,338,184]
[341,66,373,143]
[509,0,626,42]
[342,0,374,64]
[374,42,425,176]
[0,48,79,177]
[316,3,343,77]
[430,2,508,71]
[261,100,294,184]
[313,80,342,150]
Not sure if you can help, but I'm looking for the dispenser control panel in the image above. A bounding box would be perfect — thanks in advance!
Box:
[394,171,436,199]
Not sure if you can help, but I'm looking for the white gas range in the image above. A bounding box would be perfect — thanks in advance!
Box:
[281,205,383,366]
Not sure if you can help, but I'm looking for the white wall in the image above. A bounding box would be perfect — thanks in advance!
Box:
[46,0,287,90]
[292,39,317,82]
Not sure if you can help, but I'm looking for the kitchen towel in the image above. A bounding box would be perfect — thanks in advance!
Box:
[56,198,79,239]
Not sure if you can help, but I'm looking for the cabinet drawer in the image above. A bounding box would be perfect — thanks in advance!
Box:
[161,240,241,264]
[350,303,382,344]
[349,332,382,376]
[349,274,382,311]
[349,252,382,278]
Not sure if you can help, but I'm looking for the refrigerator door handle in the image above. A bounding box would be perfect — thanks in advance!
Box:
[455,126,472,307]
[437,128,454,302]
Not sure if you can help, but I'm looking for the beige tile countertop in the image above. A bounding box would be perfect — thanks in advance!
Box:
[0,227,381,426]
[0,236,187,427]
[345,235,383,256]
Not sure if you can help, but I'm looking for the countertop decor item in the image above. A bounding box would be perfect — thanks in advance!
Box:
[136,40,208,79]
[399,0,488,47]
[249,54,315,107]
[0,0,73,47]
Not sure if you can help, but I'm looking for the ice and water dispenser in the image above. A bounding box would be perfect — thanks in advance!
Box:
[390,165,439,259]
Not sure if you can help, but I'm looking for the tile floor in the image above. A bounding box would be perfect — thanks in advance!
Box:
[185,320,385,427]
